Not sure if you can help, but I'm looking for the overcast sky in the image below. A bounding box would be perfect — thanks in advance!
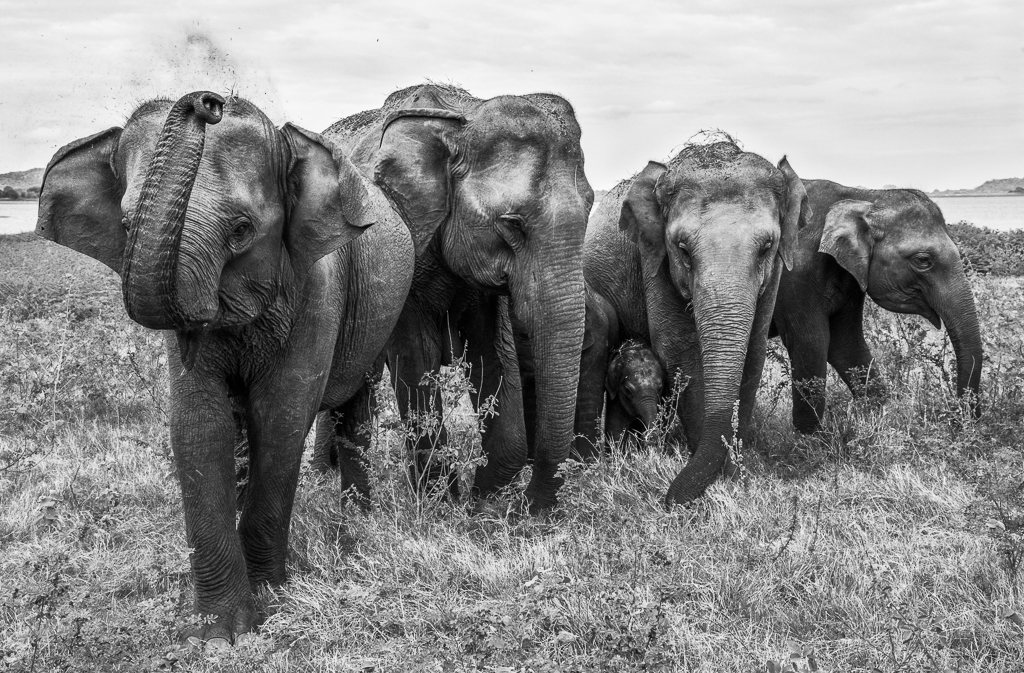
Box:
[0,0,1020,190]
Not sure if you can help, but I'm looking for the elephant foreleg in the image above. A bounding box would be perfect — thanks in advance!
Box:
[240,366,327,590]
[165,337,256,642]
[827,294,887,401]
[460,295,528,496]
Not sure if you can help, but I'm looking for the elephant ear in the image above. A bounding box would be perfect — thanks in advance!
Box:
[374,109,466,256]
[776,156,810,271]
[605,352,625,400]
[36,127,126,274]
[282,123,376,273]
[618,161,669,260]
[819,199,877,291]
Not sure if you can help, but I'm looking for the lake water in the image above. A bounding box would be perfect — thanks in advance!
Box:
[932,195,1024,231]
[4,194,1024,235]
[0,201,39,235]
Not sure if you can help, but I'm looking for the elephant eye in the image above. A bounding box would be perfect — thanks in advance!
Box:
[677,241,692,266]
[496,214,527,249]
[911,253,933,271]
[227,218,255,250]
[759,238,774,256]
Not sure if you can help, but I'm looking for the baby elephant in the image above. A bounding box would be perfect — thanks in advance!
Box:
[605,340,667,444]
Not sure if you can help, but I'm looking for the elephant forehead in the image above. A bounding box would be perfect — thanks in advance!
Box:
[871,192,946,235]
[628,360,665,383]
[203,116,282,178]
[457,143,577,210]
[666,192,780,233]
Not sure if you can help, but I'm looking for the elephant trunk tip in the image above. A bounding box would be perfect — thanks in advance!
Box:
[189,92,225,125]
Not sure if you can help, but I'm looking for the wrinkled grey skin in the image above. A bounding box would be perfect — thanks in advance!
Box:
[770,180,983,432]
[605,340,667,443]
[36,92,413,643]
[578,143,809,507]
[315,84,593,511]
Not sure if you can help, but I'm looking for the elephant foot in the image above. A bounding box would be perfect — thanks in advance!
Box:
[524,462,563,514]
[182,600,260,647]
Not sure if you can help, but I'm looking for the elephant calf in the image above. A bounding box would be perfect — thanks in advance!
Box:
[604,340,667,445]
[770,180,983,433]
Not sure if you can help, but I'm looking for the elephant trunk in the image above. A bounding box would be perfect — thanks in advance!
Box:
[665,277,756,507]
[512,251,586,510]
[121,91,225,330]
[933,270,983,417]
[634,393,660,430]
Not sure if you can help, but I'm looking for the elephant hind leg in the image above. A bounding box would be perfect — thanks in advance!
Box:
[336,373,382,507]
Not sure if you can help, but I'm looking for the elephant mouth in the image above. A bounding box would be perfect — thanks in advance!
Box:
[920,305,942,329]
[872,296,942,329]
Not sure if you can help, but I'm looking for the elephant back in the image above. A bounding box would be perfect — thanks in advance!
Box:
[323,83,481,165]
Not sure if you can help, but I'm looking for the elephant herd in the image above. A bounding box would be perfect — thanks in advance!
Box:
[35,83,982,644]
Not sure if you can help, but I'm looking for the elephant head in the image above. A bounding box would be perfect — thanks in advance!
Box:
[38,91,374,358]
[607,340,666,430]
[370,89,594,501]
[620,143,807,506]
[818,189,982,413]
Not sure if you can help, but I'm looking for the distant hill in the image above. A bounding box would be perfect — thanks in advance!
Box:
[972,177,1024,194]
[932,176,1024,196]
[0,168,43,191]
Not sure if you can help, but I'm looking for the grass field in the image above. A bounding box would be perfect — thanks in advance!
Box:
[2,231,1024,672]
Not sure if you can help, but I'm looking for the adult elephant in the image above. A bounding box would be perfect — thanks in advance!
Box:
[770,180,983,433]
[318,84,593,511]
[577,142,808,507]
[36,92,414,644]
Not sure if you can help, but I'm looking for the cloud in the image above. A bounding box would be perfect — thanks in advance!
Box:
[0,0,1020,191]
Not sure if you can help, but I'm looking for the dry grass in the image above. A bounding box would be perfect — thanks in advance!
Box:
[2,231,1024,672]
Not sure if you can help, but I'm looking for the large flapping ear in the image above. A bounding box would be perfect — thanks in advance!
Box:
[374,109,466,256]
[776,156,810,271]
[618,161,668,257]
[282,123,376,273]
[819,199,876,291]
[36,127,126,274]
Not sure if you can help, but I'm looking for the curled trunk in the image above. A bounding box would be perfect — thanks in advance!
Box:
[121,91,224,330]
[665,279,756,507]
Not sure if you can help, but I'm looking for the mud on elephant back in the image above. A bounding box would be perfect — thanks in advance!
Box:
[577,140,811,508]
[35,91,416,644]
[770,180,983,433]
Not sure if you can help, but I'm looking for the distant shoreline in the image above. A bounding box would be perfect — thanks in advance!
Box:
[931,193,1024,199]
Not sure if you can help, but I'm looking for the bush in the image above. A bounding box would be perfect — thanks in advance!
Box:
[948,222,1024,276]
